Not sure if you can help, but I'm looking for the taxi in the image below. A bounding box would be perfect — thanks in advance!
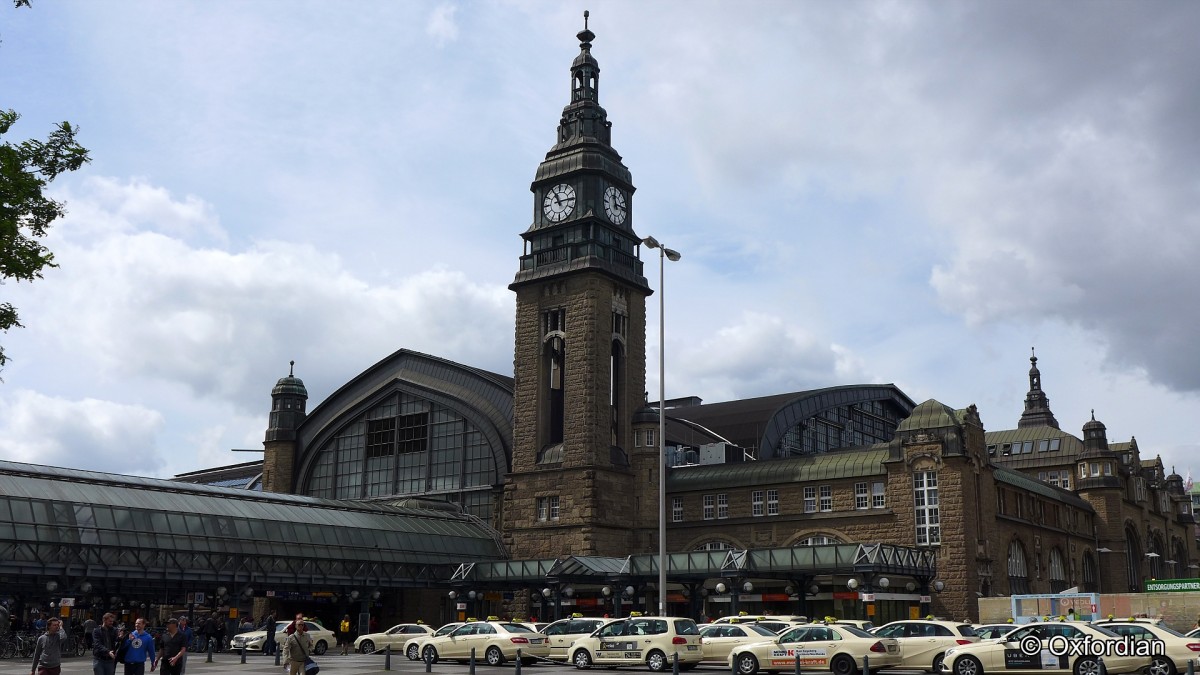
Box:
[872,619,980,672]
[940,621,1150,675]
[541,614,606,661]
[713,614,809,624]
[568,614,703,671]
[354,622,434,654]
[700,622,780,664]
[1093,618,1200,675]
[972,624,1018,641]
[404,622,462,661]
[231,620,336,655]
[420,618,550,666]
[727,622,901,675]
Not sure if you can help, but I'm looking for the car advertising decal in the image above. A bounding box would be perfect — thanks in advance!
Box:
[768,647,829,667]
[1003,649,1067,669]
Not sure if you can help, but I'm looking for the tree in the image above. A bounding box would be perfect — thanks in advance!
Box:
[1,2,92,368]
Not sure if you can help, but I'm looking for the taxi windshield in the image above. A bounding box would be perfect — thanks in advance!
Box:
[1087,625,1120,638]
[748,625,777,637]
[840,626,876,639]
[502,623,535,633]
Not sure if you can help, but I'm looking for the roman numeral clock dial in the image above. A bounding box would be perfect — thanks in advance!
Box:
[543,184,576,222]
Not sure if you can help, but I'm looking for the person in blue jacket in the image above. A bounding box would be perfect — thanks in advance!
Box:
[120,618,157,675]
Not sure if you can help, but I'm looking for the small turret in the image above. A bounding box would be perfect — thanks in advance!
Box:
[1018,348,1060,429]
[1076,410,1119,490]
[266,361,308,442]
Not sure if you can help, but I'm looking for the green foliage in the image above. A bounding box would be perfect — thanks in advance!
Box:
[0,109,91,367]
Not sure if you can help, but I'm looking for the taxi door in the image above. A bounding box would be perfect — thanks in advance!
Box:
[441,624,476,659]
[593,620,639,665]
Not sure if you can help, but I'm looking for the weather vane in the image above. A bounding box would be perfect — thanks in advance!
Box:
[584,10,589,30]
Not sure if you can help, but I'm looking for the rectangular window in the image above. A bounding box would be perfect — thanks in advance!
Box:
[767,489,779,516]
[672,497,683,522]
[1049,438,1061,451]
[634,432,641,448]
[1038,471,1048,482]
[914,471,940,546]
[1060,473,1070,490]
[819,485,832,512]
[717,493,728,519]
[752,490,765,517]
[803,487,816,513]
[646,429,656,448]
[1038,439,1050,452]
[537,496,560,521]
[703,494,715,520]
[1048,472,1059,487]
[872,482,886,508]
[855,482,869,510]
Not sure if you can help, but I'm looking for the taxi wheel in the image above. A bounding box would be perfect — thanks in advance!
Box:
[831,654,858,675]
[313,641,328,655]
[646,650,669,672]
[735,653,760,675]
[1150,657,1177,675]
[423,646,440,664]
[486,646,506,666]
[953,655,982,675]
[932,654,946,673]
[572,649,593,669]
[406,644,420,661]
[1075,657,1103,675]
[359,640,375,654]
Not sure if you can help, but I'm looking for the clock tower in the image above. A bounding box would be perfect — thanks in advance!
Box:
[503,13,653,559]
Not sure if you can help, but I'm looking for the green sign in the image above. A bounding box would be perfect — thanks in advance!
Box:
[1144,579,1200,592]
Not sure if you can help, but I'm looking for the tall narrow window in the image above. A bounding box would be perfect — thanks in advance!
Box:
[914,471,941,546]
[610,338,625,446]
[819,485,832,512]
[703,495,715,520]
[717,493,729,519]
[803,487,816,513]
[1008,540,1030,594]
[543,307,567,447]
[855,482,868,510]
[872,482,886,508]
[752,490,765,517]
[767,489,779,516]
[1049,548,1067,592]
[672,497,683,522]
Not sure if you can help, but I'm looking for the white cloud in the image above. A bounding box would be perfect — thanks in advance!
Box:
[426,3,459,46]
[0,390,165,474]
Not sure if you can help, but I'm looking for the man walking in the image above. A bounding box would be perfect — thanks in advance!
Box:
[262,613,276,656]
[283,622,313,675]
[92,613,121,675]
[338,614,352,655]
[158,619,187,675]
[30,617,70,675]
[176,618,192,674]
[120,617,157,675]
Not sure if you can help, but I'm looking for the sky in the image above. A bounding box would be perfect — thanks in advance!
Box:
[1,1,1198,482]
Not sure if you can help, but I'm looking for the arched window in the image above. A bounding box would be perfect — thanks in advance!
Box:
[1125,526,1142,592]
[1148,534,1165,579]
[1174,540,1189,579]
[1048,548,1067,593]
[694,541,734,551]
[1081,552,1098,593]
[795,534,844,546]
[1008,540,1030,594]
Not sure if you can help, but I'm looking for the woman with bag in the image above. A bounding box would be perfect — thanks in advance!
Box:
[284,622,316,675]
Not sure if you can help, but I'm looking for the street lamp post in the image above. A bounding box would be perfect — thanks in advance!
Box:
[643,235,681,618]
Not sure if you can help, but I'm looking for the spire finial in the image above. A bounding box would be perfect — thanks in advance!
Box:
[1091,409,1095,421]
[584,9,589,30]
[289,360,295,377]
[1031,346,1037,364]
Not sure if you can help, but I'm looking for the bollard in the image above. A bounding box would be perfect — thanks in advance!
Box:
[731,652,738,675]
[515,648,523,675]
[385,644,392,671]
[275,645,282,666]
[864,655,870,675]
[1098,656,1107,675]
[206,639,213,663]
[795,650,802,675]
[470,647,476,675]
[425,647,433,673]
[240,646,246,664]
[673,651,680,675]
[1188,659,1195,675]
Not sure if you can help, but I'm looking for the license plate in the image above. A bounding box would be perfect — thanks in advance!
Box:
[530,639,542,644]
[686,645,698,651]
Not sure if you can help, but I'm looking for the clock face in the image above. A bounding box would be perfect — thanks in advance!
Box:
[603,186,628,225]
[543,184,576,222]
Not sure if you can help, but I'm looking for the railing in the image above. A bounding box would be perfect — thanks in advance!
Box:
[520,243,644,276]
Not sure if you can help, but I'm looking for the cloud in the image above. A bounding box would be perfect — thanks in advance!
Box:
[426,3,459,46]
[0,390,165,474]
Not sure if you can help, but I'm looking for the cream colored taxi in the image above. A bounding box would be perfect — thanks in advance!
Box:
[700,623,781,664]
[727,622,901,675]
[1094,619,1200,675]
[541,615,606,661]
[872,619,980,672]
[940,621,1150,675]
[569,615,703,671]
[421,619,550,666]
[354,622,434,654]
[405,622,462,661]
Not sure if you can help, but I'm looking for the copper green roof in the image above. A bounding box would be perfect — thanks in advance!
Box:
[896,399,961,432]
[994,465,1093,511]
[667,447,887,492]
[985,427,1079,445]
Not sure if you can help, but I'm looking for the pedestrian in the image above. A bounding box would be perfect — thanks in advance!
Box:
[119,617,157,675]
[338,614,352,655]
[284,612,304,636]
[157,619,187,675]
[283,621,314,675]
[83,616,97,650]
[176,618,192,674]
[92,612,121,675]
[262,613,276,656]
[30,616,71,675]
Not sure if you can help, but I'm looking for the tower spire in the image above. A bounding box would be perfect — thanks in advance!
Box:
[1018,348,1060,429]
